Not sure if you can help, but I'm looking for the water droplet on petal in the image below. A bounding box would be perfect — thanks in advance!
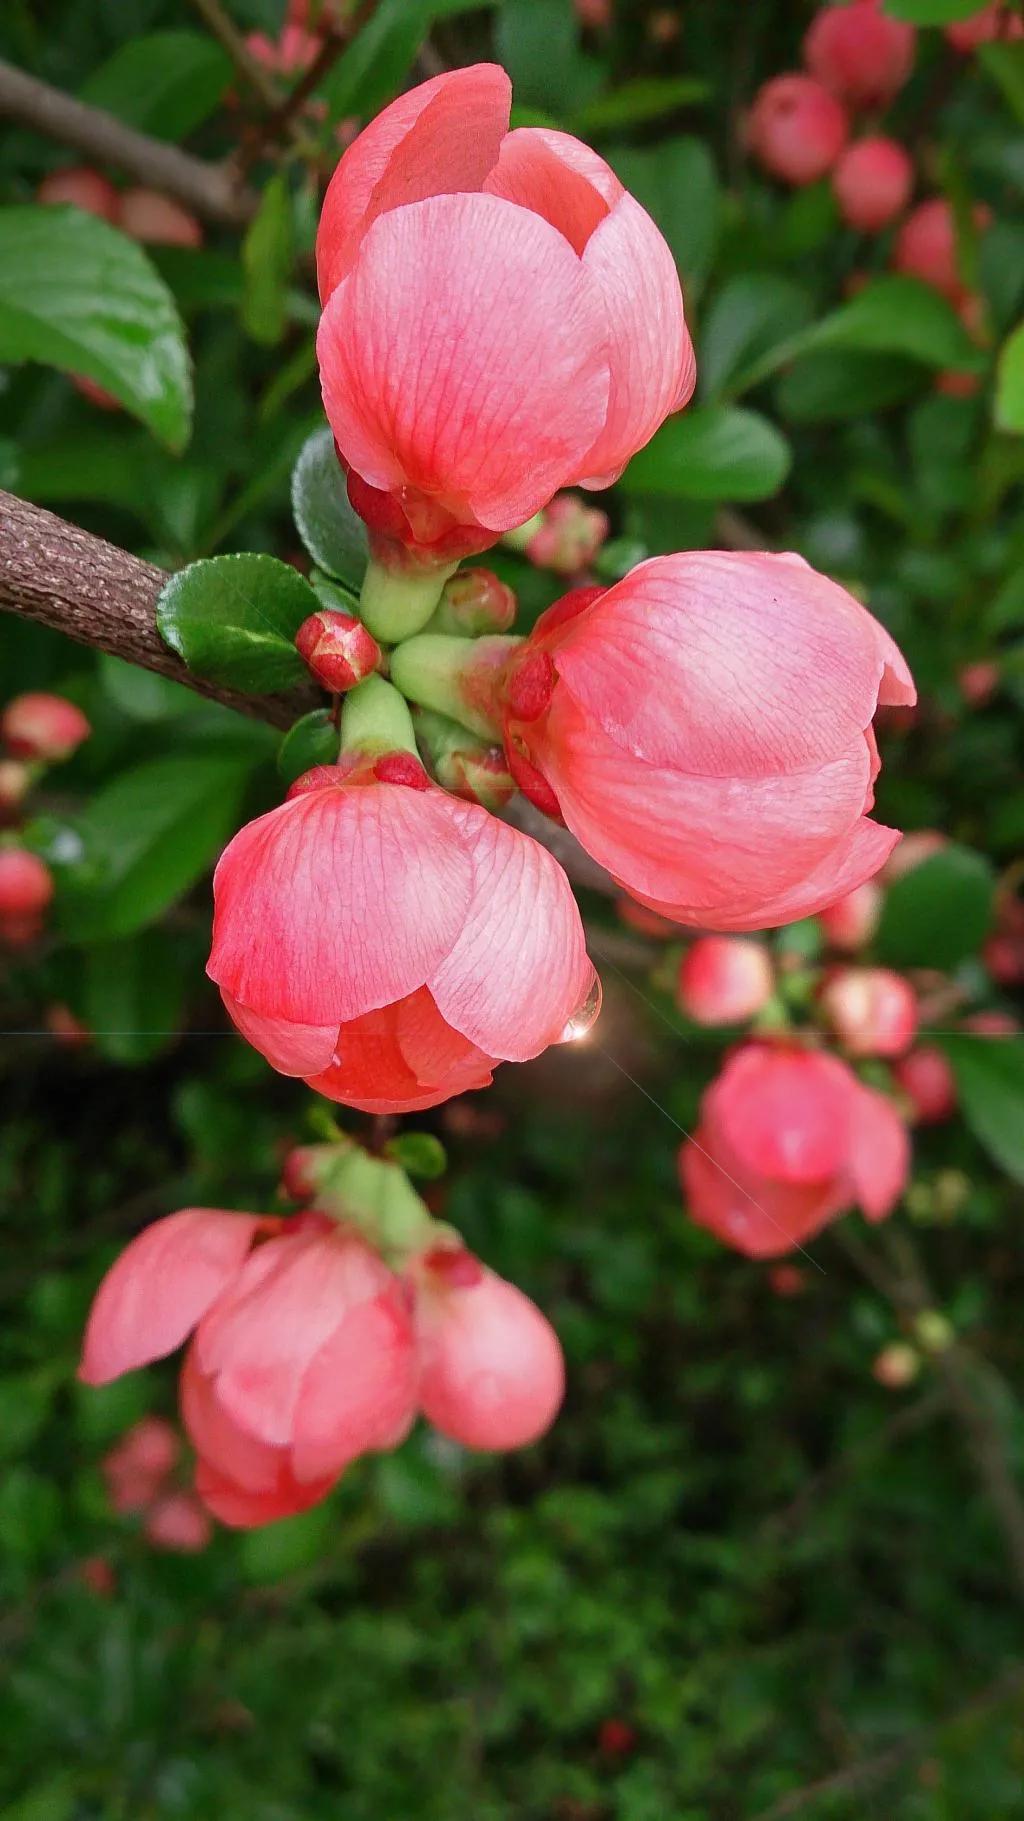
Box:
[558,969,602,1043]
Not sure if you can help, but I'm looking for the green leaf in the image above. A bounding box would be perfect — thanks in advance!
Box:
[320,0,484,124]
[239,1502,333,1582]
[242,174,294,348]
[698,274,813,400]
[882,0,981,19]
[939,1035,1024,1184]
[620,405,792,502]
[77,930,188,1063]
[877,844,995,970]
[0,207,192,450]
[277,708,338,784]
[495,0,602,115]
[157,554,320,693]
[979,40,1024,125]
[809,276,983,370]
[79,31,231,140]
[608,138,719,295]
[385,1132,447,1180]
[995,321,1024,433]
[291,427,369,589]
[57,751,254,941]
[0,1371,57,1461]
[776,349,924,423]
[571,76,710,136]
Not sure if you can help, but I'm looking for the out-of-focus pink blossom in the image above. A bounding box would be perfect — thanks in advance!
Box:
[833,137,913,232]
[821,965,918,1057]
[746,75,849,186]
[677,936,774,1026]
[804,0,916,109]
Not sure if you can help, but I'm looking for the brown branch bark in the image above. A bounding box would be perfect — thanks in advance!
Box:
[0,58,257,228]
[0,491,619,895]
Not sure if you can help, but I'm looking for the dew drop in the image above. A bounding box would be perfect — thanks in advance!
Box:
[558,969,603,1043]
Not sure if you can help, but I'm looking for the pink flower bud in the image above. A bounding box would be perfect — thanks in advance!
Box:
[412,1247,565,1450]
[575,0,612,25]
[681,1041,909,1257]
[804,0,916,110]
[0,848,54,918]
[963,1010,1019,1036]
[894,1045,956,1124]
[118,187,203,248]
[598,1718,637,1757]
[144,1491,214,1553]
[437,569,517,636]
[525,495,610,576]
[0,760,30,815]
[37,166,120,222]
[294,610,382,692]
[872,1342,919,1389]
[893,199,991,304]
[2,692,90,762]
[279,1145,321,1202]
[247,22,322,74]
[503,554,914,931]
[984,935,1024,985]
[833,137,913,233]
[819,880,883,951]
[768,1264,807,1297]
[315,67,694,567]
[677,936,774,1026]
[946,4,1024,51]
[434,744,516,811]
[821,966,918,1057]
[78,1555,117,1597]
[958,660,999,707]
[746,75,849,186]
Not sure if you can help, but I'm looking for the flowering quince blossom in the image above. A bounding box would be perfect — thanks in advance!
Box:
[1,692,90,762]
[745,75,849,187]
[206,754,597,1113]
[676,936,774,1027]
[501,551,915,931]
[314,64,695,569]
[803,0,916,111]
[820,965,918,1058]
[80,1208,420,1527]
[680,1041,909,1258]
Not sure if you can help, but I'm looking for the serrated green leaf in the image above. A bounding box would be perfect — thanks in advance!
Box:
[939,1035,1024,1183]
[621,405,792,502]
[291,428,369,589]
[157,554,319,693]
[79,31,231,140]
[877,844,995,970]
[0,207,192,449]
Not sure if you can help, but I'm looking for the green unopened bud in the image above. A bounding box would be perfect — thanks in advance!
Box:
[913,1310,955,1354]
[358,557,458,643]
[415,710,515,810]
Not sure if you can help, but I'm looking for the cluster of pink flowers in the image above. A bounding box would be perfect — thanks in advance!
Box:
[0,691,89,946]
[81,1205,563,1527]
[102,1416,212,1553]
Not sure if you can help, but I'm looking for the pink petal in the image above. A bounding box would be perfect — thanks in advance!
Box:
[429,801,592,1061]
[551,552,907,776]
[681,1130,842,1259]
[705,1044,855,1184]
[180,1348,281,1494]
[292,1284,418,1481]
[304,988,495,1112]
[415,1266,565,1451]
[220,989,339,1075]
[542,691,876,912]
[79,1209,260,1386]
[482,127,619,254]
[207,780,471,1026]
[573,195,695,486]
[846,1085,910,1222]
[317,64,511,299]
[317,192,611,531]
[194,1455,334,1528]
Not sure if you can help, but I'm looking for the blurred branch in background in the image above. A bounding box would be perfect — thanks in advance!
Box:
[0,57,257,227]
[189,0,283,112]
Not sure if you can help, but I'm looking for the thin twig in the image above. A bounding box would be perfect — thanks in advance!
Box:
[190,0,282,112]
[0,57,257,227]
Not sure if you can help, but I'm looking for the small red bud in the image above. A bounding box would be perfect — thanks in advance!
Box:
[833,137,913,234]
[144,1491,213,1553]
[677,936,774,1027]
[78,1555,117,1598]
[280,1145,321,1202]
[2,693,90,762]
[118,187,203,248]
[372,753,431,789]
[872,1342,920,1389]
[37,166,120,222]
[821,966,918,1058]
[768,1264,807,1298]
[438,569,517,636]
[46,1003,91,1046]
[819,880,883,952]
[525,495,610,576]
[294,610,382,693]
[0,848,54,918]
[598,1718,638,1757]
[894,1046,956,1125]
[746,74,848,187]
[958,660,999,707]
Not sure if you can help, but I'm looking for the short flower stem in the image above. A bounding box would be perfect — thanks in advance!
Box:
[338,675,419,759]
[358,558,459,644]
[389,633,521,742]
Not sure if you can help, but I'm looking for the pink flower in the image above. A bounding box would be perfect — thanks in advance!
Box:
[102,1416,180,1516]
[893,198,990,303]
[819,879,883,950]
[676,936,774,1026]
[37,166,120,222]
[525,495,610,576]
[833,137,913,233]
[144,1491,214,1554]
[1,692,90,762]
[410,1246,564,1449]
[501,552,915,931]
[946,4,1024,51]
[804,0,916,110]
[207,755,597,1112]
[118,187,203,248]
[680,1041,909,1257]
[894,1045,956,1124]
[820,966,918,1057]
[746,75,849,186]
[247,22,322,75]
[80,1208,419,1527]
[0,848,54,920]
[315,65,694,567]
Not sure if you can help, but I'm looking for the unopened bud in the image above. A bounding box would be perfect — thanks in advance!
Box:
[820,966,918,1058]
[144,1491,213,1553]
[279,1145,321,1202]
[767,1264,807,1298]
[914,1310,954,1354]
[677,935,774,1027]
[0,760,31,815]
[526,494,610,576]
[0,848,54,918]
[958,660,999,708]
[435,744,515,811]
[294,610,382,693]
[434,568,517,636]
[37,165,120,222]
[894,1046,956,1124]
[1,693,90,762]
[873,1342,920,1389]
[119,187,203,248]
[819,880,883,952]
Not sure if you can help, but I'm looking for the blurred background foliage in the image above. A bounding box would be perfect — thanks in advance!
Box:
[2,0,1024,1814]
